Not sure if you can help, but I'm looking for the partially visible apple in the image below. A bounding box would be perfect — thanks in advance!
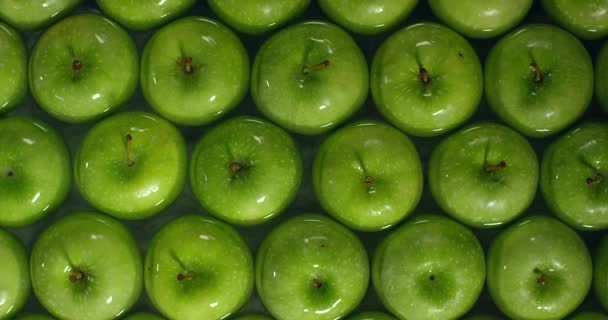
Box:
[542,0,608,40]
[141,17,249,126]
[256,214,369,320]
[30,211,143,320]
[0,22,27,115]
[0,229,30,319]
[123,313,164,320]
[541,123,608,230]
[485,24,593,137]
[429,0,533,38]
[313,120,423,231]
[0,0,82,30]
[429,122,538,228]
[0,116,71,227]
[207,0,310,34]
[145,215,254,320]
[318,0,418,34]
[75,112,187,220]
[96,0,196,30]
[371,22,482,137]
[595,235,608,311]
[233,315,273,320]
[29,14,138,123]
[372,214,485,320]
[569,312,608,320]
[14,315,56,320]
[461,315,503,320]
[487,216,592,320]
[251,21,368,135]
[597,41,608,114]
[347,311,397,320]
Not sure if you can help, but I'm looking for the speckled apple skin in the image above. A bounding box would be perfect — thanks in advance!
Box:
[97,0,195,30]
[0,229,30,320]
[0,22,27,114]
[318,0,417,34]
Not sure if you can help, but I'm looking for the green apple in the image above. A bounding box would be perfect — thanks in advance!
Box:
[485,24,593,137]
[145,215,253,320]
[541,123,608,230]
[373,215,485,320]
[14,315,56,320]
[318,0,418,34]
[30,211,142,320]
[190,116,302,225]
[122,312,164,320]
[542,0,608,40]
[371,22,482,137]
[461,315,503,320]
[429,0,533,39]
[569,312,608,320]
[75,111,187,220]
[347,311,397,320]
[256,214,369,320]
[207,0,310,34]
[597,41,608,114]
[595,235,608,310]
[141,17,249,126]
[96,0,196,30]
[233,315,273,320]
[313,120,423,231]
[487,216,592,320]
[0,0,82,30]
[0,22,27,115]
[251,21,368,135]
[29,14,138,123]
[429,123,538,228]
[0,116,71,227]
[0,229,29,319]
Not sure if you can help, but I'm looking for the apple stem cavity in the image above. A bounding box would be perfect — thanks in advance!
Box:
[536,274,547,286]
[177,272,196,282]
[303,60,330,75]
[180,57,194,74]
[530,63,544,83]
[587,173,604,185]
[125,134,134,167]
[484,160,507,173]
[68,269,86,284]
[229,162,243,172]
[364,176,374,185]
[72,59,82,72]
[312,277,323,289]
[4,169,14,177]
[419,68,431,84]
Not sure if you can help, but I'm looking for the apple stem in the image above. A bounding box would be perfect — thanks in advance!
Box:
[364,176,373,185]
[530,63,543,83]
[126,134,134,167]
[312,278,323,289]
[587,173,604,185]
[429,274,435,281]
[69,269,85,283]
[72,59,82,72]
[177,272,196,282]
[229,162,243,172]
[419,68,431,84]
[182,57,194,74]
[303,60,330,75]
[536,274,547,286]
[484,160,507,173]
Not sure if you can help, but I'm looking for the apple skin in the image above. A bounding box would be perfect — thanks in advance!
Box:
[485,24,593,137]
[30,211,143,320]
[29,14,138,123]
[141,17,249,126]
[372,214,485,320]
[318,0,418,35]
[14,315,56,320]
[190,116,302,225]
[313,120,423,231]
[461,316,503,320]
[597,41,608,114]
[75,112,187,220]
[0,116,71,227]
[540,123,608,230]
[0,229,30,320]
[371,22,482,137]
[0,0,82,30]
[487,215,592,320]
[0,22,27,115]
[428,0,533,39]
[144,215,254,320]
[256,214,369,320]
[429,122,538,228]
[595,236,608,311]
[96,0,196,30]
[569,312,608,320]
[542,0,608,40]
[207,0,310,34]
[233,315,273,320]
[251,21,368,135]
[122,312,164,320]
[347,311,397,320]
